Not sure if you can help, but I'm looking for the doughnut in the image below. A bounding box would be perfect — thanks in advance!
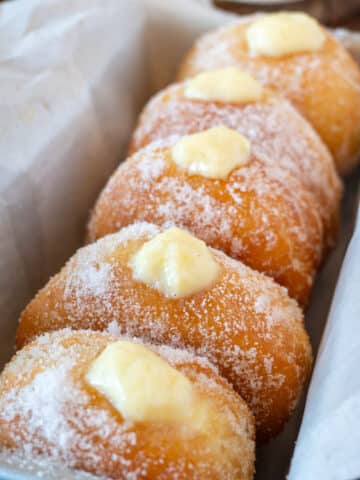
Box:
[0,329,255,479]
[129,68,342,249]
[17,222,313,441]
[177,12,360,174]
[88,128,324,305]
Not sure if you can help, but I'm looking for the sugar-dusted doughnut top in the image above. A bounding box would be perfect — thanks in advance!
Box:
[171,126,250,179]
[1,329,255,479]
[129,82,341,250]
[246,12,325,57]
[184,67,263,103]
[88,140,324,305]
[130,227,220,298]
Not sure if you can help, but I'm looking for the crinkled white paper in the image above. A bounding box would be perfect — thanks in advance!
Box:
[289,205,360,479]
[0,0,148,365]
[0,1,359,479]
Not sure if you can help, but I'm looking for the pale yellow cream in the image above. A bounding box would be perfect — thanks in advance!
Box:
[86,340,196,424]
[129,227,220,298]
[184,67,263,103]
[171,126,250,180]
[246,12,326,57]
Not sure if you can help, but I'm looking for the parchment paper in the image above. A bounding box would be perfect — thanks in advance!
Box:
[0,0,149,366]
[0,1,359,479]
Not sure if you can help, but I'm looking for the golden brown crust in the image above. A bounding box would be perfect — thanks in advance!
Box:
[128,83,342,251]
[87,143,323,305]
[177,18,360,174]
[0,329,255,479]
[17,223,313,441]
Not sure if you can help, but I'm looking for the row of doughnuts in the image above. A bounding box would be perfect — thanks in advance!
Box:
[178,12,360,174]
[16,222,312,441]
[1,11,360,480]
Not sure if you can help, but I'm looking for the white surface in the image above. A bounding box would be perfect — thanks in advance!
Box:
[0,0,148,365]
[0,1,358,479]
[289,207,360,479]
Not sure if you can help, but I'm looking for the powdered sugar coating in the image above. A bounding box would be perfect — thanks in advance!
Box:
[0,329,255,480]
[177,17,360,174]
[88,143,323,304]
[129,82,342,248]
[18,224,312,440]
